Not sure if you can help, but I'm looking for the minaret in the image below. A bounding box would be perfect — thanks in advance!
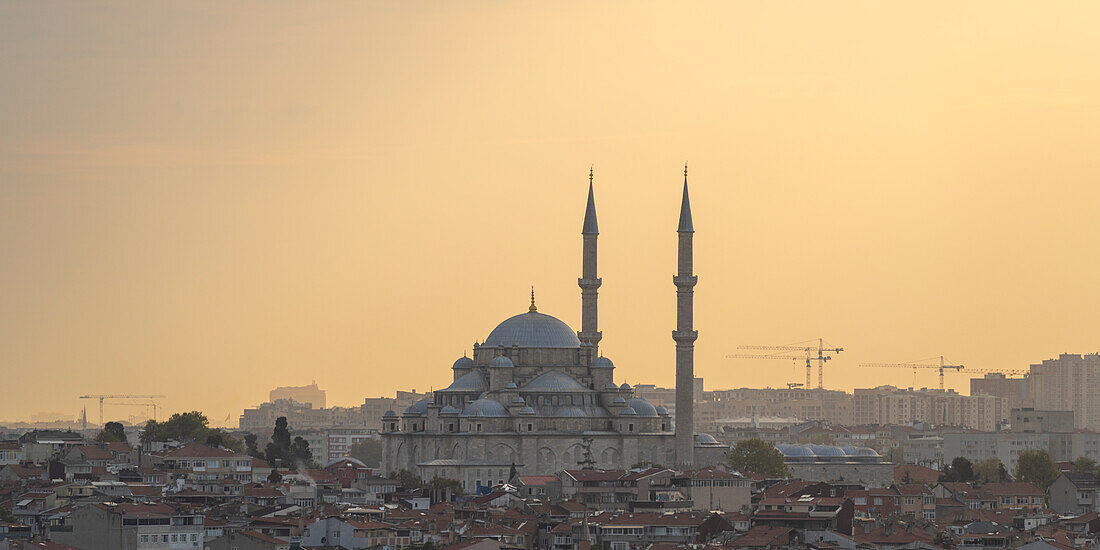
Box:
[673,164,698,467]
[578,167,602,355]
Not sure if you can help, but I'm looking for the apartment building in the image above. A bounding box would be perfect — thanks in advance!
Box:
[1029,353,1100,431]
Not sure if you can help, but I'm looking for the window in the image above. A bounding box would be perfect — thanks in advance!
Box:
[905,497,915,505]
[476,423,483,432]
[527,423,533,431]
[628,423,634,432]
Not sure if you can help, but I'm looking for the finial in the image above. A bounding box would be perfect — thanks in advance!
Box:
[589,165,594,185]
[529,286,537,312]
[684,162,688,180]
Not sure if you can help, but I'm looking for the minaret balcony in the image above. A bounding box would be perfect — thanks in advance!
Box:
[672,330,698,343]
[578,277,602,289]
[672,275,697,287]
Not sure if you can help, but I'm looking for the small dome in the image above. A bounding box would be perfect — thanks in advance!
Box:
[611,397,627,406]
[461,398,509,418]
[619,406,638,416]
[808,444,845,457]
[518,407,537,416]
[452,356,474,369]
[483,311,581,348]
[655,406,669,416]
[504,382,519,389]
[509,396,526,405]
[592,356,615,368]
[442,371,488,392]
[776,444,816,458]
[439,405,461,416]
[489,356,514,368]
[619,383,632,390]
[694,433,720,445]
[382,410,397,418]
[627,398,658,417]
[554,406,589,417]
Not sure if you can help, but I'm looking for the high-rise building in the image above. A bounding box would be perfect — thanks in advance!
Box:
[269,382,327,409]
[971,373,1029,410]
[1028,353,1100,431]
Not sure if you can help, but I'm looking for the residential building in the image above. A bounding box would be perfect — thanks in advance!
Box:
[1049,472,1100,514]
[1029,353,1100,431]
[51,502,203,550]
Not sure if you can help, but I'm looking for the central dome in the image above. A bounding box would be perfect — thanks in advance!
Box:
[483,311,581,349]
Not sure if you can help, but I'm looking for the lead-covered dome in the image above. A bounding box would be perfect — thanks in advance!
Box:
[461,398,509,417]
[452,356,474,370]
[483,311,581,348]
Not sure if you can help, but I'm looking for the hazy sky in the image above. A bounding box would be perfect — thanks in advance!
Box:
[3,2,1100,426]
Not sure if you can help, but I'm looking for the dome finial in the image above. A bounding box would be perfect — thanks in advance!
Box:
[529,285,537,312]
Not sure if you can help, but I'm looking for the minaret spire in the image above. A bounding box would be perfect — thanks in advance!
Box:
[673,165,698,467]
[529,286,537,312]
[578,167,602,354]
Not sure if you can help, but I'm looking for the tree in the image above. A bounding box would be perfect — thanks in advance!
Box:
[727,439,790,478]
[1015,449,1059,488]
[427,476,464,501]
[884,447,905,465]
[348,440,382,468]
[290,436,313,467]
[940,457,977,482]
[244,432,265,459]
[267,469,283,483]
[1071,456,1097,474]
[139,411,212,444]
[265,417,294,467]
[392,469,424,490]
[95,421,127,443]
[973,459,1010,483]
[0,505,16,524]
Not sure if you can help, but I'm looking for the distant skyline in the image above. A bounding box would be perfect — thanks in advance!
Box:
[4,2,1100,427]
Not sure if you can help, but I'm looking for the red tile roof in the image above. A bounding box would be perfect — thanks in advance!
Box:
[241,530,288,544]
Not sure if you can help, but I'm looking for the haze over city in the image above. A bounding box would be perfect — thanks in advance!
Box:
[5,2,1100,426]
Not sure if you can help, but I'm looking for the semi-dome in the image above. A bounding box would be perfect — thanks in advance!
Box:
[489,356,514,368]
[604,383,619,390]
[442,371,487,392]
[404,398,430,416]
[627,398,658,417]
[592,356,615,368]
[461,398,509,417]
[518,407,537,416]
[655,406,669,416]
[504,382,519,389]
[440,405,461,415]
[452,356,474,369]
[483,311,581,348]
[611,396,627,406]
[523,370,588,391]
[694,433,721,445]
[383,410,397,418]
[554,406,589,417]
[619,406,638,416]
[509,396,526,405]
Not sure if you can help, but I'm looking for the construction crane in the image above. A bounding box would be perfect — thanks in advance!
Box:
[786,383,804,389]
[107,401,159,423]
[860,356,963,390]
[79,395,165,426]
[727,338,844,389]
[962,368,1029,377]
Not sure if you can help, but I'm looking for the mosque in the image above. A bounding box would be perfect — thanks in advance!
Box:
[379,168,725,487]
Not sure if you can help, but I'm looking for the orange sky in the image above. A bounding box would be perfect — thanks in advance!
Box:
[3,2,1100,426]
